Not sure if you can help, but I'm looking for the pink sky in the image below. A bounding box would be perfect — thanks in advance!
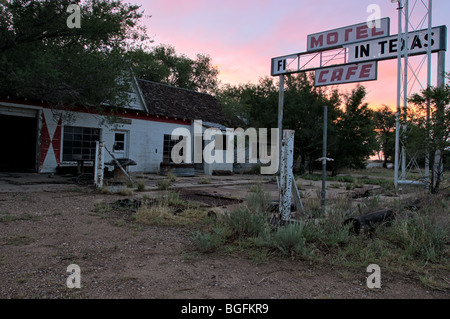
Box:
[134,0,449,109]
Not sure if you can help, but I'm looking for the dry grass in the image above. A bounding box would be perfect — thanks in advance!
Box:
[135,200,173,225]
[134,192,206,227]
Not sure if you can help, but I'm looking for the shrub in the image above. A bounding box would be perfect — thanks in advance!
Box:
[246,184,270,214]
[191,230,223,253]
[167,171,178,182]
[137,180,146,191]
[165,191,184,207]
[157,179,170,190]
[272,222,307,256]
[223,206,267,238]
[386,212,448,262]
[254,222,314,257]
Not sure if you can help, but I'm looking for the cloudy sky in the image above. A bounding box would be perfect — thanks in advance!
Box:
[133,0,449,109]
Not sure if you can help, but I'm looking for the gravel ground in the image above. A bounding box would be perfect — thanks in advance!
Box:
[0,176,449,300]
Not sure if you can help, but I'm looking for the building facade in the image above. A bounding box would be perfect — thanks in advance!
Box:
[0,79,233,175]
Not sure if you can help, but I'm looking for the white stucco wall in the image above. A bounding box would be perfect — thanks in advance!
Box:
[40,109,192,174]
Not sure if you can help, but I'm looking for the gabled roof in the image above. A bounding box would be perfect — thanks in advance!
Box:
[136,79,229,125]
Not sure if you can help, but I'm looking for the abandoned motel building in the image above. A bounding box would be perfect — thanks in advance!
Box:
[0,78,269,177]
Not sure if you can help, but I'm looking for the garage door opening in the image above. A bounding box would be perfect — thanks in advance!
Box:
[0,114,38,172]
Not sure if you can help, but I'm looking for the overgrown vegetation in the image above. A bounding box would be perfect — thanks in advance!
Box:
[190,185,449,289]
[156,179,171,191]
[89,178,448,290]
[298,173,393,190]
[134,191,204,227]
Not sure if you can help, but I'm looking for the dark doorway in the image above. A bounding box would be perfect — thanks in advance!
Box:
[0,114,37,172]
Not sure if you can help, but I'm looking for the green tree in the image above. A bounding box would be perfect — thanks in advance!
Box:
[373,105,396,167]
[127,44,219,94]
[284,73,341,174]
[409,73,450,192]
[217,73,341,174]
[217,76,279,128]
[329,85,378,175]
[0,0,148,112]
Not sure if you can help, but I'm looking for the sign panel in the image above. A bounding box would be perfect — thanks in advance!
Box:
[345,25,447,63]
[307,18,390,52]
[315,62,378,87]
[271,54,299,76]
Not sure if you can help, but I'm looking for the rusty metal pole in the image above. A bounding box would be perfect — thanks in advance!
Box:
[279,130,295,222]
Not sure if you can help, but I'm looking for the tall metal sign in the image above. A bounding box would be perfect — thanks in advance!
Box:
[392,0,446,189]
[272,1,447,219]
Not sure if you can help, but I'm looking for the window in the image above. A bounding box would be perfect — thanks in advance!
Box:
[62,126,100,161]
[113,132,125,152]
[163,134,184,163]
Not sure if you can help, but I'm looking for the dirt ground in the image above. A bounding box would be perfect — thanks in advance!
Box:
[0,172,448,299]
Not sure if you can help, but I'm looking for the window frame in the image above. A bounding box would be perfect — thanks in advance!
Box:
[62,126,101,162]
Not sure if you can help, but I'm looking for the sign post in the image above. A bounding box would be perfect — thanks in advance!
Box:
[278,75,284,173]
[94,141,104,188]
[279,130,295,222]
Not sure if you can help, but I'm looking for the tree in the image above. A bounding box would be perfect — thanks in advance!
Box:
[283,73,341,174]
[373,105,396,167]
[409,73,450,192]
[0,0,148,112]
[217,73,342,174]
[127,44,219,94]
[329,85,378,175]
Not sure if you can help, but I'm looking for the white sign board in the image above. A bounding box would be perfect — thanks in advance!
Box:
[315,62,377,87]
[307,18,390,52]
[271,54,299,76]
[345,26,447,63]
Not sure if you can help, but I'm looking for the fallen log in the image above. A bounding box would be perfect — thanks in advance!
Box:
[344,208,395,234]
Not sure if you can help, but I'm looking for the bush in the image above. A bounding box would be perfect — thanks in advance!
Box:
[191,229,224,253]
[137,180,146,191]
[166,191,185,207]
[246,184,270,214]
[223,206,267,238]
[166,171,178,182]
[254,222,313,257]
[386,212,448,262]
[272,222,307,256]
[157,179,170,190]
